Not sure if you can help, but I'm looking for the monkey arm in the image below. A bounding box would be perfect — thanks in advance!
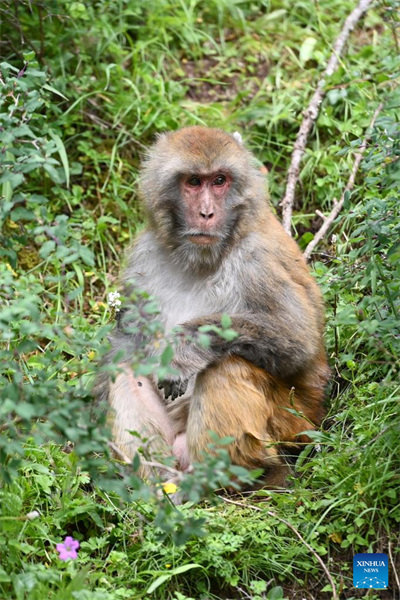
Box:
[159,312,320,400]
[192,312,319,376]
[228,315,314,371]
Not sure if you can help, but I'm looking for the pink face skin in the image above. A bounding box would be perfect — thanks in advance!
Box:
[181,172,231,245]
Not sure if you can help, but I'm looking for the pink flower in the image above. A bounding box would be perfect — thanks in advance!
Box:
[56,536,80,561]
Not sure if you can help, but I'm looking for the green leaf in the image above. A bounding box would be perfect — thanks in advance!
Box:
[0,567,11,583]
[299,37,317,65]
[168,564,202,576]
[146,575,170,594]
[198,333,211,348]
[79,245,95,266]
[256,9,287,25]
[299,231,314,248]
[49,131,70,188]
[135,363,157,376]
[22,51,36,62]
[147,564,201,594]
[43,163,62,183]
[0,172,24,189]
[2,180,12,202]
[220,313,232,329]
[13,572,37,600]
[14,403,37,420]
[43,84,69,100]
[343,190,352,207]
[267,586,285,599]
[220,329,239,341]
[132,453,141,471]
[264,9,286,21]
[160,344,174,366]
[10,207,35,221]
[198,324,219,334]
[39,240,56,259]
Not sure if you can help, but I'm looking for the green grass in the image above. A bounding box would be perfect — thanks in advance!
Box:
[0,0,399,598]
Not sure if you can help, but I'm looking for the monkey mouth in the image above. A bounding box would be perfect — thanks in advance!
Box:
[186,233,219,246]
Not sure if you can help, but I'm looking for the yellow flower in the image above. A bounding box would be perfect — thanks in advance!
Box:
[162,482,178,494]
[6,263,17,276]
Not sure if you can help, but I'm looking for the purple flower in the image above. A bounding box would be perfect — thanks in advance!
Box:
[56,536,80,561]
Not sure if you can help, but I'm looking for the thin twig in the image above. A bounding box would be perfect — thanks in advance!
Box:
[303,102,383,260]
[107,441,183,476]
[107,441,132,463]
[222,497,338,600]
[281,0,374,235]
[141,459,185,477]
[388,540,400,593]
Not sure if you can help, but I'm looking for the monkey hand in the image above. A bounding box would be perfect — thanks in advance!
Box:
[158,376,189,401]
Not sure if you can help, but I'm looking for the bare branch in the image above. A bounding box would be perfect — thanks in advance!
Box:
[281,0,374,235]
[304,103,383,261]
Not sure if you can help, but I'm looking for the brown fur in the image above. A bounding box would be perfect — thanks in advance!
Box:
[98,126,330,486]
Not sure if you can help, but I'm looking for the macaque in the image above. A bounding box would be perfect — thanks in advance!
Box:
[96,126,330,486]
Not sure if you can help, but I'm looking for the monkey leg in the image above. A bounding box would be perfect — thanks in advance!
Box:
[186,356,316,487]
[108,365,175,476]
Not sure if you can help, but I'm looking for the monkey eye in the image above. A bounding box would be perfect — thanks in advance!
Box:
[187,175,202,187]
[213,174,226,186]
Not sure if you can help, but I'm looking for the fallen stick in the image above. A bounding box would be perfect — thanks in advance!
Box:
[281,0,374,235]
[303,102,383,261]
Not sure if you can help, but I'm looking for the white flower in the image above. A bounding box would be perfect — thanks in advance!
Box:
[108,291,122,312]
[26,510,40,520]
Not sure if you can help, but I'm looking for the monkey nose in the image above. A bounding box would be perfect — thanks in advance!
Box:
[199,210,214,220]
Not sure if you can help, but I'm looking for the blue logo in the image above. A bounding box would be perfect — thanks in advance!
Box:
[353,553,388,589]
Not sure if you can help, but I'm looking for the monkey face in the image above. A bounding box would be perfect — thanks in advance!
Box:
[139,126,266,272]
[180,171,232,245]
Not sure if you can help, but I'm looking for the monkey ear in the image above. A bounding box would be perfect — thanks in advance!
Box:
[232,131,243,144]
